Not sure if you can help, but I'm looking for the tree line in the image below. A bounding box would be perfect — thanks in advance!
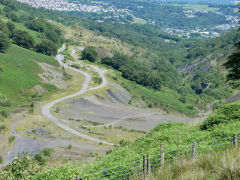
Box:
[0,0,64,56]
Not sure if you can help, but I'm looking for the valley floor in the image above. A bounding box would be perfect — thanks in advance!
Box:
[0,44,209,170]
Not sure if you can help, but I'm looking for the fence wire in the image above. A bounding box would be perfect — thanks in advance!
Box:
[76,135,239,180]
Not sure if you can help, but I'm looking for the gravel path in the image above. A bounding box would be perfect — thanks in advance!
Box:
[41,44,113,146]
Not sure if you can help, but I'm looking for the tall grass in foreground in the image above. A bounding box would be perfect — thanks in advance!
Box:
[142,147,240,180]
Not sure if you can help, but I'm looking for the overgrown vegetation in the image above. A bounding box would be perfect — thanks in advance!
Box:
[224,41,240,86]
[150,147,240,180]
[0,45,58,112]
[4,101,236,179]
[82,46,98,62]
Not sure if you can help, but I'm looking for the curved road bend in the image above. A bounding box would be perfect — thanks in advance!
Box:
[41,44,114,146]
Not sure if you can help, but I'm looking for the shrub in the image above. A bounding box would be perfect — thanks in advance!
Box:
[93,76,102,84]
[0,99,12,107]
[0,156,3,164]
[5,152,32,179]
[8,136,15,143]
[0,31,10,53]
[0,124,7,132]
[82,46,98,62]
[67,144,72,149]
[12,30,34,49]
[41,148,54,157]
[148,103,152,108]
[34,154,46,165]
[0,110,9,118]
[35,39,57,56]
[201,102,240,130]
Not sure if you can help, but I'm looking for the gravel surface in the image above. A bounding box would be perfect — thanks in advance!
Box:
[42,44,113,145]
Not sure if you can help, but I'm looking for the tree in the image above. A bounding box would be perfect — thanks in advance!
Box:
[82,46,98,62]
[224,42,240,82]
[35,39,57,56]
[6,22,15,32]
[5,12,20,22]
[6,22,15,37]
[26,19,46,33]
[12,30,34,49]
[0,31,10,53]
[0,20,9,35]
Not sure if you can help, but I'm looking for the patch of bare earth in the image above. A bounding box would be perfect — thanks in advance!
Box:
[38,62,69,89]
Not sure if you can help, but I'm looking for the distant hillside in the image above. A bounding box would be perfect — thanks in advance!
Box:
[0,0,65,114]
[157,0,233,4]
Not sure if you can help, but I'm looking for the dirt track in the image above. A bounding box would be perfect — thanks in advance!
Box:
[41,44,113,145]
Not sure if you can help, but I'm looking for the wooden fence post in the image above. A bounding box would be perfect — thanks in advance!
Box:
[192,142,196,158]
[233,134,238,147]
[160,144,165,168]
[143,155,146,180]
[147,154,151,179]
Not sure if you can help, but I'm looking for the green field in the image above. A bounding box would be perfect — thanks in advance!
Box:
[170,4,219,11]
[133,16,147,24]
[0,44,59,110]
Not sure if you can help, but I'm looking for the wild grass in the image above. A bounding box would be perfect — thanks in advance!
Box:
[0,44,58,110]
[30,101,240,179]
[149,147,240,180]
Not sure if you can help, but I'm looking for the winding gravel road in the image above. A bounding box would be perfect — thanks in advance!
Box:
[41,44,113,146]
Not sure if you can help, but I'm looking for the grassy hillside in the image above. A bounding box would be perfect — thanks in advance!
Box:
[0,0,65,114]
[3,101,237,179]
[150,146,240,180]
[107,69,197,115]
[0,44,58,111]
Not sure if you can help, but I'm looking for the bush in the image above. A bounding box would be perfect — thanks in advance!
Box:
[82,46,98,62]
[4,152,32,179]
[67,144,72,149]
[201,102,240,130]
[0,31,10,53]
[8,136,15,143]
[0,156,3,164]
[0,124,7,132]
[0,110,9,118]
[5,12,19,22]
[6,22,15,33]
[34,154,46,165]
[12,30,34,49]
[41,148,54,157]
[93,76,102,84]
[35,39,57,56]
[0,99,12,107]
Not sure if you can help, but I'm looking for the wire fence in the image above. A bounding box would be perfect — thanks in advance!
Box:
[76,134,239,180]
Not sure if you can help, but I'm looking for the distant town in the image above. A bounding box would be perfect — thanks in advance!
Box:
[16,0,126,13]
[17,0,240,39]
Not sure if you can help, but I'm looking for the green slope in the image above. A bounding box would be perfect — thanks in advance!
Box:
[0,44,58,110]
